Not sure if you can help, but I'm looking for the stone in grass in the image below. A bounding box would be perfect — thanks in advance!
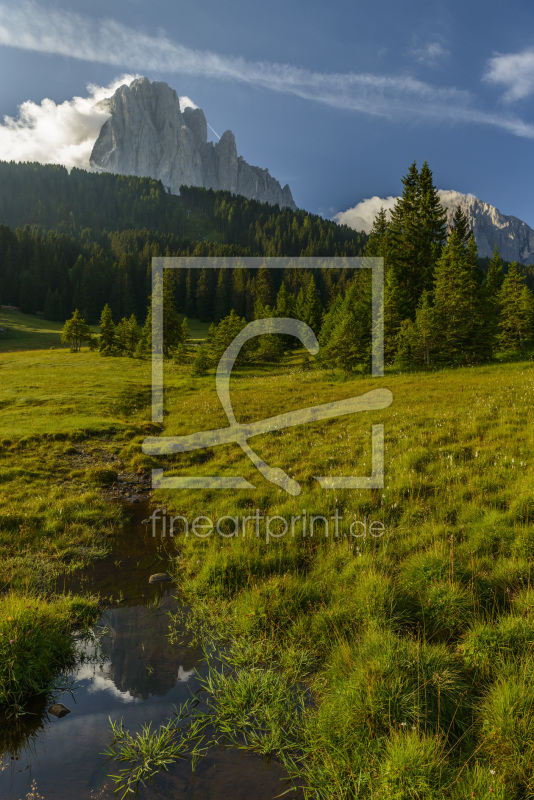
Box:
[149,573,173,584]
[49,703,71,718]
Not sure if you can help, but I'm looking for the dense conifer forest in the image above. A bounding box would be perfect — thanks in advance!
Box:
[0,161,366,324]
[1,159,534,368]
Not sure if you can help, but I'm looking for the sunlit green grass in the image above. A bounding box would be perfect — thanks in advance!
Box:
[153,357,534,799]
[3,343,534,793]
[0,308,67,351]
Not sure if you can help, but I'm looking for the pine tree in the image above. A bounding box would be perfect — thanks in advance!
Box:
[185,269,197,317]
[114,313,141,356]
[173,317,190,364]
[301,275,323,333]
[136,272,185,356]
[99,303,115,354]
[254,267,275,308]
[275,281,294,317]
[386,161,446,353]
[414,290,435,365]
[191,345,211,376]
[61,309,95,352]
[497,263,534,351]
[214,267,231,321]
[486,245,505,296]
[431,229,485,365]
[418,161,448,279]
[320,280,371,372]
[365,207,389,259]
[205,309,248,364]
[162,271,183,353]
[484,245,505,351]
[181,316,190,346]
[451,205,471,246]
[293,287,306,323]
[230,269,247,317]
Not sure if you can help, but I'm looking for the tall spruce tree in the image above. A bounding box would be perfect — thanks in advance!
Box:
[214,267,231,321]
[431,229,486,365]
[451,205,471,246]
[365,207,389,259]
[484,245,505,352]
[195,268,212,322]
[301,275,323,333]
[383,161,446,359]
[275,281,294,318]
[497,263,534,351]
[99,303,115,354]
[320,278,371,373]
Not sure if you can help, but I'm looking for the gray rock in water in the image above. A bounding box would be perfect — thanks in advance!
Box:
[49,703,71,718]
[149,572,173,584]
[90,77,296,210]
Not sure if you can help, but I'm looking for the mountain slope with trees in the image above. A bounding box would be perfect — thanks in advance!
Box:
[0,161,366,323]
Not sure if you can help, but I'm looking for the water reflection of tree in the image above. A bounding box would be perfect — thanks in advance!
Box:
[0,693,50,755]
[98,595,199,700]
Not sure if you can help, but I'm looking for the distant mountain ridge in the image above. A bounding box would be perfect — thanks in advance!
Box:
[90,77,296,210]
[334,190,534,263]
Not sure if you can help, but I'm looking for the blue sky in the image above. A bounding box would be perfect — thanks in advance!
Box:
[0,0,534,224]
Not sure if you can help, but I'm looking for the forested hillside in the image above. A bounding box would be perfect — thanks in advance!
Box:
[0,161,367,322]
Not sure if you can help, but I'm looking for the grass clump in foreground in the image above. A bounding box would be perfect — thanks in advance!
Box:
[0,592,98,715]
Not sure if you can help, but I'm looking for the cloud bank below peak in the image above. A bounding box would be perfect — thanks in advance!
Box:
[0,1,534,139]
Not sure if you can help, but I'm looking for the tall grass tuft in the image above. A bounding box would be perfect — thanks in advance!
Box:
[0,592,98,715]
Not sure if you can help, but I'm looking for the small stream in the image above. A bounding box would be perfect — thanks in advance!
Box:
[0,502,299,800]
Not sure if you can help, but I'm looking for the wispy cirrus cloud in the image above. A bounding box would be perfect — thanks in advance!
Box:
[485,47,534,102]
[0,1,534,139]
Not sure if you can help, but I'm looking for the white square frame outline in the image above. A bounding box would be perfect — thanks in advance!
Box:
[145,257,386,491]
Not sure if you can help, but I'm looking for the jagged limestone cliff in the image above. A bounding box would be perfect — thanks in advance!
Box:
[90,77,296,210]
[438,190,534,263]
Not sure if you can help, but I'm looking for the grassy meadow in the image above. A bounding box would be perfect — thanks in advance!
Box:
[2,322,534,797]
[0,308,67,351]
[150,356,534,800]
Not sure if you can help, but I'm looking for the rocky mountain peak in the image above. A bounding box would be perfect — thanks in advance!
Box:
[334,190,534,263]
[90,78,296,210]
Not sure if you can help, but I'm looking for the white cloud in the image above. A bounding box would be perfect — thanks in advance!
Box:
[0,1,533,139]
[333,196,398,233]
[485,48,534,102]
[75,662,140,703]
[0,75,136,169]
[0,75,200,169]
[179,96,198,112]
